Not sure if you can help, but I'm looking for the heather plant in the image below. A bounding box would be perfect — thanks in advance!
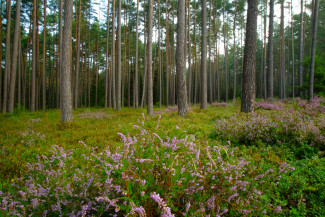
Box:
[295,96,325,117]
[254,100,284,111]
[214,110,325,158]
[0,115,294,216]
[19,118,45,146]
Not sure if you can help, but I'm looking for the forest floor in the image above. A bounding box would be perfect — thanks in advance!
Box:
[0,100,324,216]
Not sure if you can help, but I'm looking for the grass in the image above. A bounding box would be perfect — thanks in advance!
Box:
[0,101,324,216]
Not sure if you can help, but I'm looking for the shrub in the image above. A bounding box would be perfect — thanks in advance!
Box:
[0,116,293,216]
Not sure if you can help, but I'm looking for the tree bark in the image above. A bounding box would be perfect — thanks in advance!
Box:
[241,0,258,113]
[147,0,154,115]
[61,0,73,122]
[134,0,139,109]
[308,0,319,100]
[298,0,304,97]
[75,0,81,108]
[233,1,237,101]
[112,0,116,108]
[279,0,285,99]
[165,0,169,106]
[8,0,20,113]
[188,0,191,104]
[201,0,207,109]
[42,0,47,111]
[177,0,188,116]
[31,0,36,112]
[0,0,4,110]
[116,0,121,110]
[267,0,274,101]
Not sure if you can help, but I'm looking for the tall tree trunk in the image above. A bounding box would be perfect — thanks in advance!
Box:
[177,0,188,116]
[61,0,73,122]
[105,0,109,108]
[308,0,319,100]
[8,0,20,113]
[57,0,63,109]
[112,0,116,108]
[75,0,81,108]
[298,0,304,97]
[165,0,169,106]
[223,0,228,102]
[116,0,121,110]
[263,0,267,99]
[134,0,139,109]
[141,33,147,108]
[279,0,285,99]
[42,0,47,111]
[291,0,295,98]
[2,0,11,113]
[158,0,162,107]
[241,0,258,113]
[201,0,207,109]
[233,1,237,101]
[193,0,197,104]
[187,0,191,104]
[208,0,212,104]
[18,36,21,106]
[267,0,274,101]
[31,0,36,112]
[147,0,154,115]
[0,0,4,110]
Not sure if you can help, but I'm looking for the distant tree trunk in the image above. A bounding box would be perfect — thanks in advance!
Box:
[267,0,274,101]
[8,0,20,113]
[193,0,197,104]
[291,0,295,98]
[177,0,188,116]
[263,0,267,99]
[165,0,169,106]
[241,0,258,113]
[112,0,116,109]
[42,0,47,111]
[223,0,228,102]
[18,37,21,106]
[141,33,147,108]
[158,0,162,107]
[57,0,63,109]
[31,0,37,112]
[208,0,212,104]
[147,0,154,115]
[0,0,4,110]
[188,0,191,104]
[61,0,73,122]
[134,0,139,109]
[298,0,304,97]
[2,0,11,113]
[75,0,81,108]
[201,0,207,109]
[279,0,285,99]
[233,1,237,101]
[308,0,319,100]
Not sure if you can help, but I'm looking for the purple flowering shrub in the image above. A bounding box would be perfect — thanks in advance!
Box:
[296,96,325,117]
[1,115,294,216]
[254,100,284,111]
[215,110,325,151]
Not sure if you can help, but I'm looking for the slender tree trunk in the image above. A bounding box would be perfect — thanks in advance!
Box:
[0,0,4,110]
[141,34,147,108]
[263,0,267,99]
[18,36,21,106]
[61,0,73,122]
[31,0,37,112]
[57,0,63,109]
[308,0,319,100]
[7,0,20,113]
[147,0,154,115]
[111,0,116,108]
[165,0,169,106]
[208,0,212,104]
[116,0,121,110]
[104,0,109,108]
[290,0,295,98]
[188,0,191,104]
[75,0,81,108]
[233,1,237,101]
[177,0,188,116]
[158,0,161,107]
[298,0,304,97]
[223,0,228,102]
[2,0,11,113]
[42,0,47,111]
[267,0,274,101]
[201,0,207,109]
[193,0,197,104]
[241,0,258,113]
[279,0,285,99]
[134,0,139,109]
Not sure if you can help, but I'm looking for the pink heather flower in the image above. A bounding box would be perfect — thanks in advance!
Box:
[275,206,282,213]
